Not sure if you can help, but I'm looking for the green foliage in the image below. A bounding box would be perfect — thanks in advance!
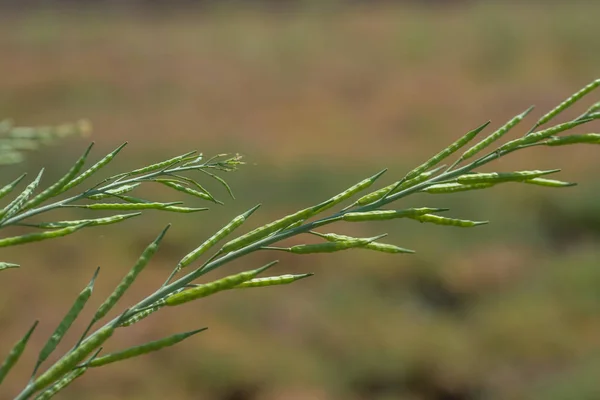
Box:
[1,79,600,399]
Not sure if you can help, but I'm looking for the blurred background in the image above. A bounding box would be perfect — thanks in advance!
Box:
[1,1,600,399]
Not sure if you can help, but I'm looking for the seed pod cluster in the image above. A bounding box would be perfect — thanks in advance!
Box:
[0,169,44,222]
[60,143,128,192]
[353,166,445,207]
[499,119,592,152]
[311,231,414,254]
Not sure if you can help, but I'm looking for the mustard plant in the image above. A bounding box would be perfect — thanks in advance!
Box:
[1,79,600,399]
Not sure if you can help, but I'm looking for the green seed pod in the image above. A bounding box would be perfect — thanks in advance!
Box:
[165,261,277,306]
[0,222,90,248]
[544,133,600,146]
[199,169,235,199]
[408,213,488,227]
[0,169,44,222]
[221,208,316,254]
[353,166,445,207]
[234,273,314,288]
[312,169,387,213]
[156,179,220,204]
[423,182,495,193]
[342,207,448,222]
[404,121,490,180]
[535,79,600,128]
[0,321,38,385]
[60,143,128,192]
[34,269,100,375]
[66,201,183,211]
[162,206,209,213]
[119,303,164,327]
[0,262,20,271]
[171,174,212,196]
[499,119,592,152]
[32,325,115,391]
[178,205,261,270]
[459,107,534,161]
[110,150,196,180]
[522,178,576,187]
[34,366,87,400]
[88,328,206,368]
[271,234,386,254]
[456,169,561,184]
[34,213,141,229]
[0,173,27,201]
[23,143,94,211]
[93,226,170,324]
[311,232,415,254]
[87,183,141,200]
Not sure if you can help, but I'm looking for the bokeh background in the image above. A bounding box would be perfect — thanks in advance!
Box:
[1,1,600,399]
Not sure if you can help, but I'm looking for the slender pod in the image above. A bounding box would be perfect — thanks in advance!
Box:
[0,173,27,201]
[60,143,128,192]
[23,143,95,210]
[267,234,387,254]
[533,79,600,129]
[178,204,261,270]
[423,182,495,194]
[234,273,314,288]
[459,107,534,161]
[0,222,90,248]
[312,169,387,213]
[0,262,20,271]
[408,214,488,227]
[88,328,207,368]
[311,231,414,254]
[342,207,448,222]
[544,134,600,146]
[522,178,577,187]
[87,183,141,200]
[199,169,235,199]
[119,303,163,327]
[353,166,445,207]
[404,121,490,180]
[498,119,593,152]
[456,169,561,184]
[34,366,87,400]
[91,226,170,325]
[65,201,183,211]
[155,179,220,204]
[32,213,141,229]
[162,206,209,213]
[32,325,116,391]
[165,261,278,306]
[0,169,44,222]
[34,268,100,375]
[0,321,38,385]
[170,174,212,195]
[110,150,196,180]
[220,207,318,254]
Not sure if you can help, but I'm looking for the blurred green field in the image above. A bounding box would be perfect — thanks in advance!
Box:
[1,2,600,399]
